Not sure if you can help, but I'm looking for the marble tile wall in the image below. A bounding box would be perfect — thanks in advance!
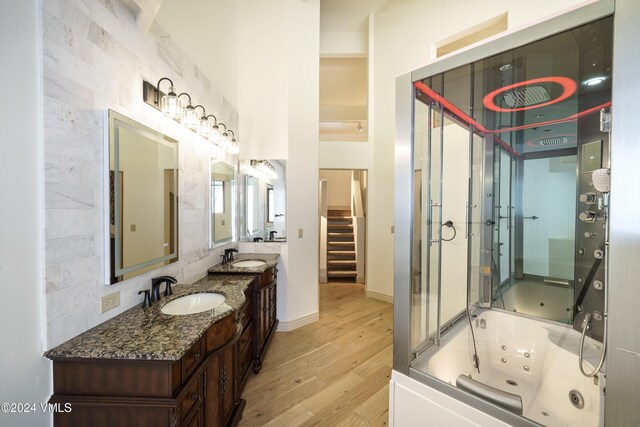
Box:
[42,0,239,348]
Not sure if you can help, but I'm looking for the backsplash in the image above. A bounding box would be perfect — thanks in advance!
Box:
[42,0,238,348]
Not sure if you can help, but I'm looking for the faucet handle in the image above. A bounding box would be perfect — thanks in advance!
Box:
[220,254,228,265]
[138,290,152,309]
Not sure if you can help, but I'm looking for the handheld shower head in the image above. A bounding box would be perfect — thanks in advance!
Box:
[592,168,611,193]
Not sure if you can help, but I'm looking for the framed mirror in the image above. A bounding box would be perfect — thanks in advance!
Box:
[246,175,260,235]
[211,160,236,246]
[106,110,178,284]
[266,184,274,227]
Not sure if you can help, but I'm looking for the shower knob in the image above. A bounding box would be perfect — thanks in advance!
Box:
[594,249,604,259]
[579,211,597,223]
[580,193,597,204]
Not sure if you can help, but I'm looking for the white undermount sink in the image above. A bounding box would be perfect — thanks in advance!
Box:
[232,260,266,268]
[161,293,226,315]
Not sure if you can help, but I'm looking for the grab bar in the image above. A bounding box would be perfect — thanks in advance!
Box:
[456,374,523,416]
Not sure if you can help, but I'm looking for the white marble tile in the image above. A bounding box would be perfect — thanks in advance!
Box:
[60,209,98,236]
[44,72,94,110]
[46,182,94,209]
[45,234,95,266]
[61,256,101,289]
[60,0,93,37]
[46,284,97,321]
[150,23,184,77]
[43,11,93,63]
[46,265,62,294]
[61,309,89,343]
[43,38,60,73]
[45,209,62,238]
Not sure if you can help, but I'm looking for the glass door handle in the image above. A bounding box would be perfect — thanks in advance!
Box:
[523,215,539,220]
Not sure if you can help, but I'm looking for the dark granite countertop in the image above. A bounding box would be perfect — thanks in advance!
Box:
[44,275,255,361]
[207,253,279,275]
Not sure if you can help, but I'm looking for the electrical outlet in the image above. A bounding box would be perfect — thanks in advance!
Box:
[101,291,121,313]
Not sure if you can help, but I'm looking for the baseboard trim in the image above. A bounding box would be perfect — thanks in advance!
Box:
[276,312,319,332]
[365,290,394,304]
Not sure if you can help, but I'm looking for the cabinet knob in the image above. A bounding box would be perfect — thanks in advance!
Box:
[193,351,201,361]
[190,392,198,401]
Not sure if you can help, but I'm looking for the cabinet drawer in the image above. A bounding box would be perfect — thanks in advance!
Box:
[239,321,252,354]
[181,338,205,381]
[206,312,238,352]
[178,374,202,424]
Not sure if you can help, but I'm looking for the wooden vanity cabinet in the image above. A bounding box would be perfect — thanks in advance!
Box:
[210,267,278,375]
[254,267,278,373]
[49,312,244,427]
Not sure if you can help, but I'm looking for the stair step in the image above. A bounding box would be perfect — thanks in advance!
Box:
[328,210,351,217]
[328,232,354,239]
[327,224,353,230]
[327,251,356,260]
[328,260,356,266]
[327,270,357,277]
[328,241,355,247]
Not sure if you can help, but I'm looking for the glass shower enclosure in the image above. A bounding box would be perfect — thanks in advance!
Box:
[394,6,613,427]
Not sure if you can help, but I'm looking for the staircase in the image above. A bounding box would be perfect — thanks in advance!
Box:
[326,209,356,280]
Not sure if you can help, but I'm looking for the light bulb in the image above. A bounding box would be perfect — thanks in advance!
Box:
[209,125,221,144]
[220,132,230,149]
[228,139,239,155]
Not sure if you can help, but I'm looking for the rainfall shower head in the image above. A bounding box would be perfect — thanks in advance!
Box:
[501,85,551,108]
[592,168,610,193]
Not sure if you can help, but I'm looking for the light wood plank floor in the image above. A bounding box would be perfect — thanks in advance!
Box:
[239,282,393,427]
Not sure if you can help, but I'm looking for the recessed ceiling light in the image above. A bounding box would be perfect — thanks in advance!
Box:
[543,129,552,133]
[584,77,606,86]
[534,114,544,119]
[499,64,513,71]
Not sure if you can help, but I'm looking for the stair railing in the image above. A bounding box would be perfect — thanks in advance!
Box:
[319,179,328,282]
[351,172,365,283]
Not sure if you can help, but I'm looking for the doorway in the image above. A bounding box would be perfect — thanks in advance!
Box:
[319,169,368,284]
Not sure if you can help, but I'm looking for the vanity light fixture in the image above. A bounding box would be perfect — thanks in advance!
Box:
[251,160,278,180]
[227,130,239,155]
[179,93,198,130]
[142,78,240,156]
[156,78,181,119]
[194,105,211,137]
[218,123,230,149]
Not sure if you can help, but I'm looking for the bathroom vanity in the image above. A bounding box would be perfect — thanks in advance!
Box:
[45,275,255,427]
[208,253,279,375]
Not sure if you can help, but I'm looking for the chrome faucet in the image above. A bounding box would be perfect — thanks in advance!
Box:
[268,231,277,241]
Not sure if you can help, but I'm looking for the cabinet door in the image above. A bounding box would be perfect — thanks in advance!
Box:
[204,355,220,427]
[220,346,235,426]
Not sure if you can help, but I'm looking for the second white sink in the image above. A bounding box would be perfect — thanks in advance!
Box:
[161,293,226,315]
[232,260,266,268]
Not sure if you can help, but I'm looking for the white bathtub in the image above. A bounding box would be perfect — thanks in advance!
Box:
[413,310,605,427]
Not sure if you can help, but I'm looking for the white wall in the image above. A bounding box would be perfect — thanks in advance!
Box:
[237,0,289,160]
[285,0,320,323]
[366,0,591,299]
[156,0,239,109]
[0,1,52,425]
[42,0,239,349]
[237,0,320,325]
[319,169,352,209]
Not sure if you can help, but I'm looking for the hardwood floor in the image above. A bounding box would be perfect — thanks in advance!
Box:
[239,282,393,426]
